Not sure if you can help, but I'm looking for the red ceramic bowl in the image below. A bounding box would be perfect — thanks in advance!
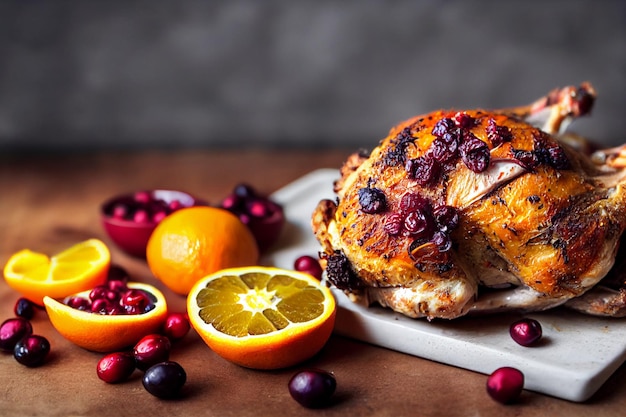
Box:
[101,189,206,257]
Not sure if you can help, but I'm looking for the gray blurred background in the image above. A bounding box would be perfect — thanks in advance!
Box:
[0,0,624,152]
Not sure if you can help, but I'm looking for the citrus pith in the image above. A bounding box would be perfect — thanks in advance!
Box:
[43,282,168,352]
[3,239,111,305]
[147,206,259,295]
[187,266,336,370]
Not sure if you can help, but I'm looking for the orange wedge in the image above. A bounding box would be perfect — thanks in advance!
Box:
[3,239,111,305]
[43,282,168,352]
[187,266,336,370]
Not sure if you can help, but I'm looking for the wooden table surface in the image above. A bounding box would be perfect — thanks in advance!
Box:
[1,149,625,417]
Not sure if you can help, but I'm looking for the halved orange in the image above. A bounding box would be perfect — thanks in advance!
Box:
[43,282,168,352]
[3,239,111,305]
[187,266,336,370]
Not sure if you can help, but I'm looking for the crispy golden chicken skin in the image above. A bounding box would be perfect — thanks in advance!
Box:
[312,83,626,320]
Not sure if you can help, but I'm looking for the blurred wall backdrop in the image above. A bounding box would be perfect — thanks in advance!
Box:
[0,0,624,152]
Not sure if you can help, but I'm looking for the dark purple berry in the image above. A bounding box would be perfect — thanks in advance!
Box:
[512,149,539,169]
[486,367,524,404]
[430,136,459,163]
[142,361,187,399]
[431,117,455,137]
[134,334,172,371]
[14,298,36,320]
[0,317,33,352]
[288,369,337,408]
[325,252,362,291]
[460,133,490,173]
[509,318,543,346]
[547,146,570,169]
[433,205,459,232]
[234,183,257,199]
[358,187,386,214]
[486,118,512,147]
[406,156,440,186]
[97,352,136,383]
[432,230,453,252]
[13,335,50,367]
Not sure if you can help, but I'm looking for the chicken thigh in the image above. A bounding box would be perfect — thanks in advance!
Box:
[312,83,626,320]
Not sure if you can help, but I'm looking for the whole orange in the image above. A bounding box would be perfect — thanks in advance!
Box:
[146,206,259,295]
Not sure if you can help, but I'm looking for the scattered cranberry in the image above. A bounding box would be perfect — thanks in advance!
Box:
[288,369,337,408]
[142,361,187,399]
[14,298,36,320]
[0,317,33,352]
[134,334,172,371]
[486,367,524,404]
[510,318,543,347]
[162,313,191,341]
[97,352,136,383]
[294,255,323,280]
[13,335,50,367]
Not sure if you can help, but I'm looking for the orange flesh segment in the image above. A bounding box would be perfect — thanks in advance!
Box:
[196,272,326,337]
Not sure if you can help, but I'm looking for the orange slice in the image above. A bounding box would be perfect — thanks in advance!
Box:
[43,282,168,352]
[3,239,111,305]
[187,266,336,370]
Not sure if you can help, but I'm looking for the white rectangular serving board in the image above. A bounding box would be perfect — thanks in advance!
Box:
[262,168,626,402]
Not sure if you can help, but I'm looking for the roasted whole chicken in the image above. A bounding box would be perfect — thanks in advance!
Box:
[312,83,626,320]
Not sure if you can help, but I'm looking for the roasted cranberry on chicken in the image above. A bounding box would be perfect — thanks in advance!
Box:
[312,83,626,320]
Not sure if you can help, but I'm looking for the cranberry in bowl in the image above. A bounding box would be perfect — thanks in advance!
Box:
[101,189,206,257]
